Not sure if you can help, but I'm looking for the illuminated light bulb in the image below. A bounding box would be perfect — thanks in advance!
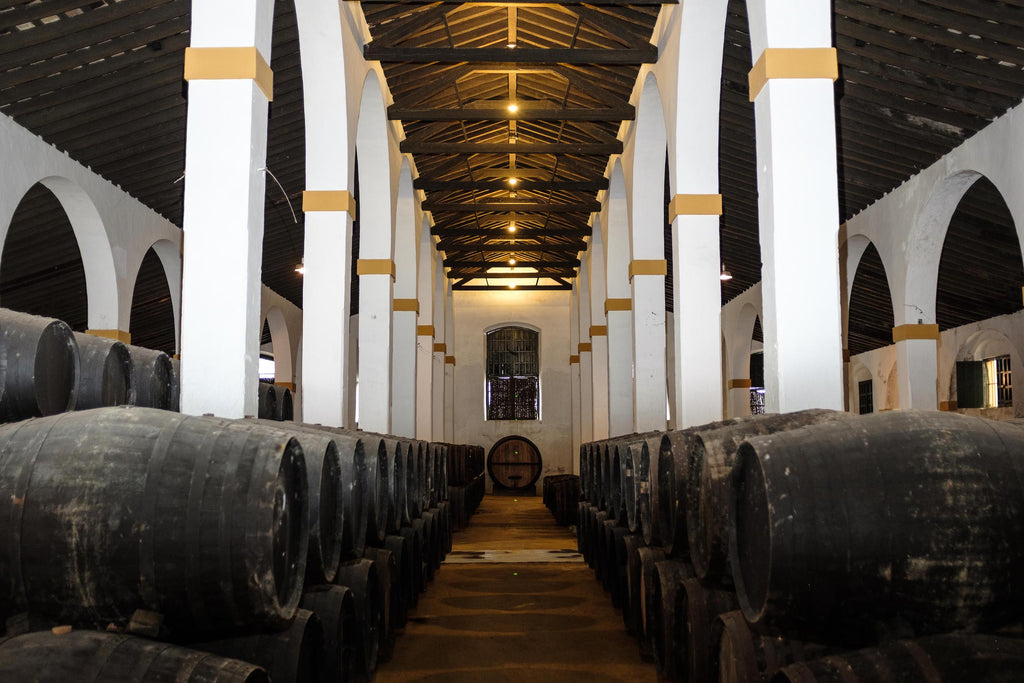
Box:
[295,259,305,275]
[509,283,517,289]
[508,222,517,233]
[719,262,733,281]
[508,103,519,113]
[508,178,518,186]
[509,258,516,266]
[507,42,517,49]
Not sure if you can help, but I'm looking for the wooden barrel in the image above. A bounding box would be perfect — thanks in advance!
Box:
[384,534,414,629]
[375,436,408,533]
[251,419,344,585]
[0,629,269,682]
[677,577,739,683]
[637,546,666,657]
[127,344,173,409]
[436,500,452,560]
[192,608,324,683]
[579,443,590,500]
[409,440,425,517]
[620,534,645,637]
[168,357,180,412]
[687,410,849,582]
[620,441,642,533]
[730,410,1024,642]
[432,442,448,501]
[636,434,661,547]
[487,435,543,491]
[650,559,696,680]
[593,442,606,511]
[591,510,609,581]
[711,610,834,683]
[422,509,441,576]
[334,558,382,678]
[301,586,358,683]
[278,422,369,560]
[399,522,425,598]
[72,332,132,409]
[257,382,276,419]
[272,384,294,421]
[0,406,307,635]
[771,634,1024,683]
[606,443,623,523]
[0,309,78,420]
[655,418,744,556]
[363,547,397,661]
[422,441,437,509]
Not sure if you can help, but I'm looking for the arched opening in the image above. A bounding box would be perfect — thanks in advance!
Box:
[851,363,874,415]
[129,248,176,354]
[847,242,895,356]
[0,183,88,329]
[485,325,540,421]
[749,315,764,415]
[259,318,275,382]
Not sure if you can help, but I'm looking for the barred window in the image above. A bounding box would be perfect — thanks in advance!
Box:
[486,326,539,420]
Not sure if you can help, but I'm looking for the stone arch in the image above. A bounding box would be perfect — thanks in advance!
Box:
[393,159,417,294]
[884,361,899,411]
[605,162,630,299]
[263,305,294,385]
[846,237,896,356]
[128,246,177,355]
[630,72,668,258]
[355,70,394,259]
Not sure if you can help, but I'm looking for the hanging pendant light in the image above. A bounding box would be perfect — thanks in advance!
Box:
[719,262,732,281]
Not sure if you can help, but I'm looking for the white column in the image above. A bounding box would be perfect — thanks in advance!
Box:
[415,224,435,439]
[180,2,274,418]
[578,254,594,444]
[443,280,455,441]
[606,180,635,437]
[895,325,939,409]
[570,285,582,455]
[301,207,354,426]
[749,4,844,412]
[588,226,610,440]
[357,262,394,433]
[390,171,418,438]
[431,260,446,440]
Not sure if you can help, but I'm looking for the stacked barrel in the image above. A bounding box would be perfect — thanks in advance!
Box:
[0,404,485,681]
[578,410,1024,682]
[543,474,580,526]
[444,443,486,529]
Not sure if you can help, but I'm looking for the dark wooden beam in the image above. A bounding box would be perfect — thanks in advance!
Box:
[432,226,591,237]
[361,0,673,5]
[416,179,607,191]
[389,105,634,121]
[453,284,572,291]
[448,270,577,279]
[438,243,585,252]
[401,141,621,154]
[364,45,658,65]
[444,259,580,268]
[424,200,600,212]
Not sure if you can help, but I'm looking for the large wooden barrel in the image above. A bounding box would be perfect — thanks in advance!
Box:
[636,434,661,546]
[487,435,543,491]
[399,522,425,599]
[607,443,623,523]
[277,422,369,560]
[257,382,277,420]
[193,608,324,683]
[687,410,848,582]
[363,547,396,661]
[621,534,645,637]
[272,384,294,421]
[358,434,389,545]
[730,410,1024,642]
[335,558,382,678]
[649,559,696,680]
[72,332,132,409]
[620,441,640,532]
[168,357,180,412]
[384,533,414,629]
[0,629,269,682]
[0,309,78,420]
[301,585,358,683]
[377,436,408,533]
[0,407,308,634]
[771,634,1024,683]
[711,610,834,683]
[251,418,344,584]
[638,545,666,655]
[126,344,173,409]
[655,417,744,555]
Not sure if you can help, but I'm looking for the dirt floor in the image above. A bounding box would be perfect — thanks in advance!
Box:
[375,495,658,682]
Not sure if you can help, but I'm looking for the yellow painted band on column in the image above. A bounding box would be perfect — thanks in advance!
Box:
[668,194,723,221]
[569,355,580,364]
[939,400,958,411]
[417,325,435,336]
[393,299,419,313]
[444,355,456,366]
[302,190,356,219]
[578,342,592,353]
[274,381,296,392]
[173,354,181,360]
[589,325,607,336]
[184,47,274,101]
[86,329,132,344]
[357,259,396,281]
[892,324,939,343]
[842,349,851,362]
[728,378,752,390]
[605,298,632,314]
[433,342,447,353]
[748,47,838,101]
[628,259,667,281]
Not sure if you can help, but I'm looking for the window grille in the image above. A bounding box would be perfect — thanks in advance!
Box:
[858,379,873,414]
[486,326,539,420]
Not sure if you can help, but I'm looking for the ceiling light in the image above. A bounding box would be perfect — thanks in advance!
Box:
[507,42,517,49]
[719,263,733,281]
[509,283,517,289]
[508,103,519,113]
[508,222,517,233]
[509,258,517,266]
[508,178,518,186]
[295,258,305,275]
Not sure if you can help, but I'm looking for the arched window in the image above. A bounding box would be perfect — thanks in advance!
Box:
[486,326,539,420]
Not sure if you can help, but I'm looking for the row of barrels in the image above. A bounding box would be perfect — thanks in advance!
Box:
[578,409,1024,681]
[448,472,486,531]
[542,474,580,526]
[445,443,484,486]
[258,381,295,421]
[0,406,479,681]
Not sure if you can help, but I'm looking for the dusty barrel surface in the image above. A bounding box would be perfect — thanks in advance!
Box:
[0,309,79,420]
[677,577,739,683]
[711,610,834,683]
[126,344,173,409]
[272,384,294,421]
[0,407,309,634]
[656,418,744,555]
[637,545,666,655]
[771,634,1024,683]
[335,558,383,678]
[375,436,408,532]
[730,410,1024,641]
[649,559,696,681]
[621,534,645,637]
[301,585,358,683]
[193,608,324,683]
[364,546,397,662]
[72,331,133,409]
[168,357,180,412]
[399,522,425,598]
[0,629,269,682]
[251,418,344,585]
[384,533,414,628]
[687,410,848,582]
[257,382,277,420]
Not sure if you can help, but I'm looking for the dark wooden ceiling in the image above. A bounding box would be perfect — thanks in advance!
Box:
[0,0,1021,354]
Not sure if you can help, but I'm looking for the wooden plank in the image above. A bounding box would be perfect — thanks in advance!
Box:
[438,242,586,251]
[443,258,580,267]
[453,284,572,290]
[364,45,658,64]
[416,178,606,190]
[432,226,590,237]
[424,200,600,212]
[401,140,621,154]
[388,105,634,120]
